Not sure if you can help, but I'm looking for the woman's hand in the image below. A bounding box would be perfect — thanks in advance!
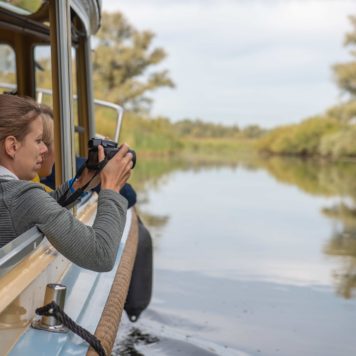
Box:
[99,144,133,192]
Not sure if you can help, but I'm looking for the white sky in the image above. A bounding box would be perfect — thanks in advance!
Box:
[102,0,355,128]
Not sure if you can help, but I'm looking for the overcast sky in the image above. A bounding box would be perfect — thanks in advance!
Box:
[102,0,355,128]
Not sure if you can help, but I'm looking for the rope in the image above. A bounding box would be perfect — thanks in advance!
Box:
[35,302,106,356]
[87,210,139,356]
[35,211,139,356]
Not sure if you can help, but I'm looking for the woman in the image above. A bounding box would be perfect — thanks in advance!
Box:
[0,94,133,272]
[32,104,55,192]
[37,104,55,180]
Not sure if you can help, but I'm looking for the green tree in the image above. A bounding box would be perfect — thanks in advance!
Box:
[241,125,264,139]
[173,119,240,139]
[2,0,42,12]
[311,15,356,128]
[93,12,175,113]
[0,44,15,85]
[333,15,356,97]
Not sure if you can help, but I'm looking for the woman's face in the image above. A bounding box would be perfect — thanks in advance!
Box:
[37,117,55,178]
[13,116,48,180]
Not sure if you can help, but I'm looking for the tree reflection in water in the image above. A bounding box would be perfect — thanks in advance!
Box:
[256,156,356,300]
[133,154,356,299]
[132,156,240,241]
[323,204,356,299]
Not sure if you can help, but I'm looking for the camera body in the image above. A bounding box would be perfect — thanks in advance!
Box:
[87,138,136,170]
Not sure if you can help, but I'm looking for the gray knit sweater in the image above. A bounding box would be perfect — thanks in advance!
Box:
[0,179,128,272]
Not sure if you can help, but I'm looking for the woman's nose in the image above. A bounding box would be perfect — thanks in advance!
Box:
[41,142,48,154]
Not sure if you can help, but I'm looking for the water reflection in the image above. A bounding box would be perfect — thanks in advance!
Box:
[133,155,356,300]
[133,157,239,239]
[138,212,169,240]
[257,157,356,199]
[256,157,356,299]
[113,327,159,356]
[323,204,356,299]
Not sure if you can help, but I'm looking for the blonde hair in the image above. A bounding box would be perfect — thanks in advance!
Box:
[38,104,54,148]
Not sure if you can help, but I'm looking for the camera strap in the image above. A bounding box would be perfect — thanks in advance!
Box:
[57,160,106,207]
[58,163,86,207]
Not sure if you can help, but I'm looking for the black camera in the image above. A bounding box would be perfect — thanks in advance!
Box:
[87,138,136,170]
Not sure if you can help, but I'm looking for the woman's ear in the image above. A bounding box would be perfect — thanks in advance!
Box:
[3,136,19,159]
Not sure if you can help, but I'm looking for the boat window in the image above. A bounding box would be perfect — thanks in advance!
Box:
[34,45,52,106]
[0,43,16,93]
[34,45,81,157]
[0,0,43,14]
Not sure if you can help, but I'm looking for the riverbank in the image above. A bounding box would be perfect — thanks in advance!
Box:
[96,102,356,162]
[96,109,259,160]
[256,101,356,159]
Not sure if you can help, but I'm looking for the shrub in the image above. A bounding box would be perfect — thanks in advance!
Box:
[320,126,356,158]
[257,116,341,156]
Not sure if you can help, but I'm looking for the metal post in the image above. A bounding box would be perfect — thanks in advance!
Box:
[41,284,67,327]
[31,283,67,333]
[76,32,95,157]
[48,0,75,185]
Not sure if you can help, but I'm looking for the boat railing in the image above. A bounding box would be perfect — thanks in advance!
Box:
[0,227,44,277]
[0,179,99,278]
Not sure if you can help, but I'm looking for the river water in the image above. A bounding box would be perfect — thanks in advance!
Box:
[114,157,356,356]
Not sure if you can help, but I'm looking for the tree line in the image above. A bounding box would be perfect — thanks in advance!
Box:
[258,16,356,159]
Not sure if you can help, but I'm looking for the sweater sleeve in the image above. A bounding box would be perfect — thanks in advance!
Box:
[49,181,70,201]
[11,182,128,272]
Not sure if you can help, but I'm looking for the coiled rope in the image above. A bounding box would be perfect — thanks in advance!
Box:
[87,209,139,356]
[36,301,106,356]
